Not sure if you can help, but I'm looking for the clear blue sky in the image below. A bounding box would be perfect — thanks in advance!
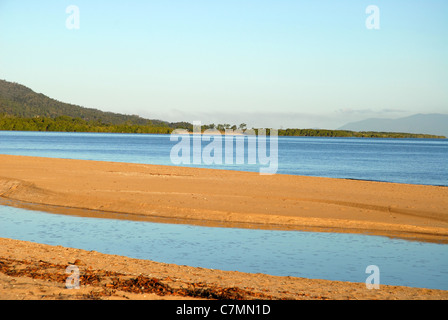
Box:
[1,0,447,129]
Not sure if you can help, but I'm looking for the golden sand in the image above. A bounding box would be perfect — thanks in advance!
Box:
[0,154,447,299]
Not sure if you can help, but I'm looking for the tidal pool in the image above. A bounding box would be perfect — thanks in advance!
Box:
[0,205,447,290]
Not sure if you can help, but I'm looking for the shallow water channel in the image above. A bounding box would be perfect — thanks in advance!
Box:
[0,205,447,290]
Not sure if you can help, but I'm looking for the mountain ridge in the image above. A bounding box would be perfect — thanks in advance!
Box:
[338,113,448,137]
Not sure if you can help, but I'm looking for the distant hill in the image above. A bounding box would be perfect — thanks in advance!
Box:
[0,79,191,128]
[1,79,445,138]
[338,113,448,137]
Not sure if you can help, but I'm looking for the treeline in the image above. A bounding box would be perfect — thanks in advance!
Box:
[198,124,445,138]
[0,115,177,134]
[265,128,445,139]
[1,115,445,138]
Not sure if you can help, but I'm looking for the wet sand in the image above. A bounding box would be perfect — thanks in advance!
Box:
[0,154,447,299]
[1,237,448,300]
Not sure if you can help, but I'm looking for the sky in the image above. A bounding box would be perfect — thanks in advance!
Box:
[0,0,447,129]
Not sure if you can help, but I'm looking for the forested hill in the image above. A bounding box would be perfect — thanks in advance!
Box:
[0,79,189,128]
[0,79,445,138]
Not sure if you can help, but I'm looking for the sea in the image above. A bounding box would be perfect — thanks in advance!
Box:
[0,130,447,289]
[0,130,447,185]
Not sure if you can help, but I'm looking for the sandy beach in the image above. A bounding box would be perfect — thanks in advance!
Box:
[1,237,448,300]
[1,154,447,300]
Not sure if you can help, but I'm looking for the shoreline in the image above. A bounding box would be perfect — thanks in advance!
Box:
[1,237,447,300]
[1,129,445,139]
[1,195,447,244]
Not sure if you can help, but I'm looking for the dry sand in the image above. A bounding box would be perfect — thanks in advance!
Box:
[0,154,447,300]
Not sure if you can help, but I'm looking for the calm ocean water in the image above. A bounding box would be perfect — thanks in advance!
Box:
[0,130,447,186]
[0,131,447,289]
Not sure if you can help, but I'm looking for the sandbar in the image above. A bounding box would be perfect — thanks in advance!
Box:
[0,154,447,243]
[1,154,448,300]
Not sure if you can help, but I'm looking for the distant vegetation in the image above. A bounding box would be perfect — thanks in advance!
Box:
[0,115,444,139]
[268,128,444,139]
[0,79,445,138]
[0,114,177,134]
